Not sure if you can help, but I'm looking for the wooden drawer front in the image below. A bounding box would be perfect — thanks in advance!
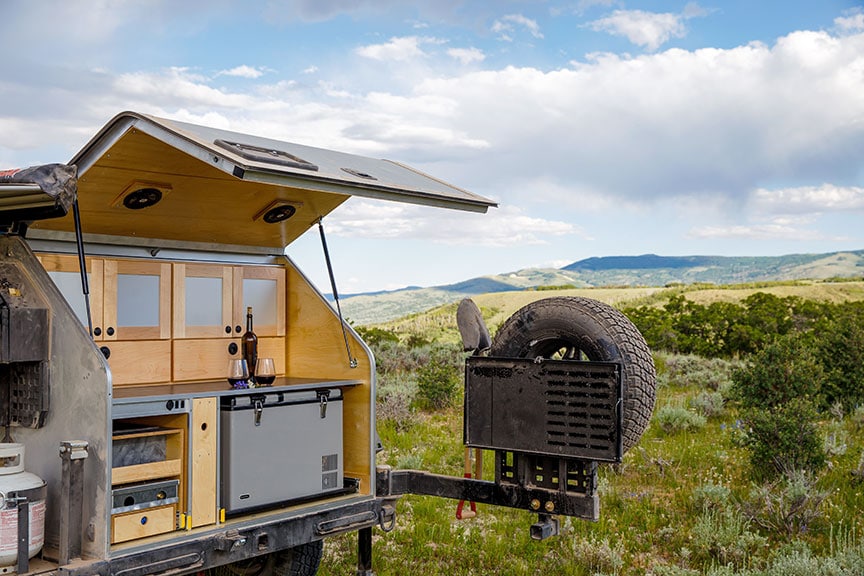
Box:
[108,340,172,386]
[111,504,176,544]
[173,339,240,382]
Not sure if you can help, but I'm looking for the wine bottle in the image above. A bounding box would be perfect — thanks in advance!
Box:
[242,306,258,384]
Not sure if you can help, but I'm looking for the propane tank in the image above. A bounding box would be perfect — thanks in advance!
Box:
[0,443,46,571]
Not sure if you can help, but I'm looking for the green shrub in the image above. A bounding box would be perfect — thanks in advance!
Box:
[692,482,732,513]
[852,405,864,430]
[743,398,826,480]
[743,470,828,535]
[415,345,462,410]
[731,335,827,480]
[731,335,826,410]
[650,566,700,576]
[654,405,707,433]
[568,534,625,575]
[690,391,726,418]
[690,509,767,568]
[376,386,416,431]
[814,305,864,410]
[354,325,399,347]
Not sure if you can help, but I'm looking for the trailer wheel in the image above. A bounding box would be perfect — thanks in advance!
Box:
[490,296,656,453]
[274,540,323,576]
[208,541,323,576]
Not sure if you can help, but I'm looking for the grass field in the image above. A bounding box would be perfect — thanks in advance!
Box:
[319,353,864,575]
[317,281,864,575]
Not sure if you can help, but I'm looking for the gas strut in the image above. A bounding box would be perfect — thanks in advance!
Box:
[317,217,357,369]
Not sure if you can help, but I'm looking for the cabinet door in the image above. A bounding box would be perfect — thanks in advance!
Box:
[104,260,171,340]
[233,266,285,337]
[173,263,235,339]
[190,398,218,527]
[39,253,105,339]
[173,339,242,382]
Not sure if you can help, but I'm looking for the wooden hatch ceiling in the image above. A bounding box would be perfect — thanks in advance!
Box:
[32,127,346,250]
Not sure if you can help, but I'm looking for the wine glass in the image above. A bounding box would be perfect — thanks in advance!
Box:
[255,357,276,386]
[227,358,250,389]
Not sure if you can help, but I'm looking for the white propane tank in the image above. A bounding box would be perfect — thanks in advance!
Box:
[0,443,46,571]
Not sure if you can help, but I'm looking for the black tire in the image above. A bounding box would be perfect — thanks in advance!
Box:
[273,541,323,576]
[207,541,323,576]
[490,296,656,453]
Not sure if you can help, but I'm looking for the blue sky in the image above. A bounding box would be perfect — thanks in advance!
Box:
[2,1,863,294]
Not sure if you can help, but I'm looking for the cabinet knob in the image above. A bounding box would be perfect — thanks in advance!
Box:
[225,325,232,334]
[107,327,115,336]
[235,325,242,333]
[93,327,102,337]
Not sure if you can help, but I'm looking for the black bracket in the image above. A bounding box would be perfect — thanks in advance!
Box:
[376,464,599,520]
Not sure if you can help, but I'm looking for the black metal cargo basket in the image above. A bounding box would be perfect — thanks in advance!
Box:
[464,356,624,463]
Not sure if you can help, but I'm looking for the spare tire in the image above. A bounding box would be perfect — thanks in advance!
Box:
[490,296,656,453]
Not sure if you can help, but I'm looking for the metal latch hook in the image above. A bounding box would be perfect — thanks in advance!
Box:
[254,399,264,426]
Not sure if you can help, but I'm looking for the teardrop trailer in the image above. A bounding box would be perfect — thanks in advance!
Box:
[0,112,656,575]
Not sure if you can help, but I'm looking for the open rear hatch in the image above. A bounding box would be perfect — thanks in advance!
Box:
[24,111,496,249]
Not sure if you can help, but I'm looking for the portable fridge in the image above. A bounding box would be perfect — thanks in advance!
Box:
[220,388,344,514]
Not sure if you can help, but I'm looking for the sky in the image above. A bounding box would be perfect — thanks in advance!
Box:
[1,1,863,294]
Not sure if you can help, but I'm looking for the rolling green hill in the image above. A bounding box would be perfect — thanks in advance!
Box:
[341,250,864,325]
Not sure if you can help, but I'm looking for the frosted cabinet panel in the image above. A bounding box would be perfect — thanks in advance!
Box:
[117,274,161,327]
[172,263,233,339]
[186,277,223,327]
[104,260,171,340]
[243,278,278,321]
[233,267,285,337]
[48,270,91,327]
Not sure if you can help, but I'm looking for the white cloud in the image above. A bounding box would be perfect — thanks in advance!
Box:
[492,14,544,41]
[355,36,444,61]
[113,67,256,108]
[750,184,864,214]
[588,9,687,51]
[447,47,485,65]
[689,222,827,241]
[836,9,864,32]
[324,201,577,247]
[218,65,266,79]
[2,15,863,239]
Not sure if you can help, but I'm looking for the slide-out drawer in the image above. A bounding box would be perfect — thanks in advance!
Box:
[111,504,177,544]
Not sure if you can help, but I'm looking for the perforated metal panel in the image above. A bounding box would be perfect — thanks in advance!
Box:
[0,361,49,428]
[465,357,623,462]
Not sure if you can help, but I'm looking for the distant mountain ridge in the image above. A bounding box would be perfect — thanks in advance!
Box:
[565,254,722,271]
[341,249,864,325]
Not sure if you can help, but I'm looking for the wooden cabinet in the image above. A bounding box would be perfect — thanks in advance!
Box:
[172,263,235,339]
[233,266,286,337]
[110,417,186,543]
[40,254,172,385]
[38,253,104,336]
[40,254,287,386]
[111,426,184,485]
[173,264,285,339]
[103,260,171,341]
